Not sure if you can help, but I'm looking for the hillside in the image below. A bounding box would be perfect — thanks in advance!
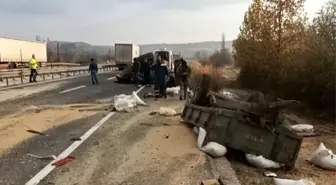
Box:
[47,41,233,62]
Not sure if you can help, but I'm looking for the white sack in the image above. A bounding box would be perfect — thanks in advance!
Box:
[159,107,177,116]
[114,98,136,112]
[197,127,206,148]
[290,124,314,133]
[193,126,199,135]
[245,154,282,169]
[166,86,180,95]
[200,142,227,157]
[274,178,315,185]
[308,142,336,171]
[113,94,130,102]
[131,91,146,105]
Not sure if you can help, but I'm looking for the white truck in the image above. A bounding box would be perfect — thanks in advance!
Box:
[154,49,174,72]
[114,43,140,70]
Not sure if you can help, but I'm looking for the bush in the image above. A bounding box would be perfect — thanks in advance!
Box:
[189,61,232,92]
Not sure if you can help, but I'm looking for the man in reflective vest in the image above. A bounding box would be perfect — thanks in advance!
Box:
[29,54,38,83]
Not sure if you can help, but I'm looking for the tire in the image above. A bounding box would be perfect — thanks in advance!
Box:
[190,74,211,106]
[118,67,124,71]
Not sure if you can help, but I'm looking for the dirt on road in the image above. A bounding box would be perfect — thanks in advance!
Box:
[0,102,113,155]
[44,98,240,185]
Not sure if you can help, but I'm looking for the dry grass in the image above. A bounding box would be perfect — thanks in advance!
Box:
[189,61,237,92]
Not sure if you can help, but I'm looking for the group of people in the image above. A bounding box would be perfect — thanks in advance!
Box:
[133,55,191,100]
[28,53,190,101]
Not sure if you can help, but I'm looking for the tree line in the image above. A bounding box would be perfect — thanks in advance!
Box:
[233,0,335,111]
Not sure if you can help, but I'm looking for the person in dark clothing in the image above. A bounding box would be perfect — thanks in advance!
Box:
[142,58,151,87]
[132,58,140,84]
[154,56,168,98]
[89,58,99,85]
[178,59,191,100]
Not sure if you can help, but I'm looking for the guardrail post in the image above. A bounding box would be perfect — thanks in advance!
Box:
[52,73,54,79]
[20,76,23,84]
[43,74,45,80]
[6,78,8,86]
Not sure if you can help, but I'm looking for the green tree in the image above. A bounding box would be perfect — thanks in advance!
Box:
[234,0,307,91]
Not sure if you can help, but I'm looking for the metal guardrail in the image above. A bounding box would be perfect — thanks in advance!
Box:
[0,64,117,87]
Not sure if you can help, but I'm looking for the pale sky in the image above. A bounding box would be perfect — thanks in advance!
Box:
[0,0,328,45]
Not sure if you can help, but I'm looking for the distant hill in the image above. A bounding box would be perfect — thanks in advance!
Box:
[47,40,233,62]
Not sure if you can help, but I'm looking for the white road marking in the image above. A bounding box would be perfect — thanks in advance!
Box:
[136,85,146,94]
[25,86,147,185]
[107,77,116,80]
[25,112,115,185]
[59,85,86,94]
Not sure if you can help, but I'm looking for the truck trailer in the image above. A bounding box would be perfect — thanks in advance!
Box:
[0,36,47,68]
[114,43,140,70]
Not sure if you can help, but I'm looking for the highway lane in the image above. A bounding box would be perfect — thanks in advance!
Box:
[0,72,149,185]
[0,72,126,116]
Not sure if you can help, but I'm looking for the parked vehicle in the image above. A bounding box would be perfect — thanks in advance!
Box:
[0,36,47,69]
[114,43,140,70]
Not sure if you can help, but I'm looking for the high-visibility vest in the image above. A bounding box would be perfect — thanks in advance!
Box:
[29,58,38,69]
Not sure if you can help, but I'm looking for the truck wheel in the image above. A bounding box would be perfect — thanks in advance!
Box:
[118,67,124,71]
[190,74,211,106]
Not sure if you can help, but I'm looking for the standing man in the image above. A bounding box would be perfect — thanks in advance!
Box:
[143,58,151,87]
[132,57,140,85]
[178,59,191,100]
[29,54,38,83]
[154,56,168,98]
[89,58,99,85]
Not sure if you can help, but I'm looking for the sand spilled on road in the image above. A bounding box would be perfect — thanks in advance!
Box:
[110,102,207,185]
[0,103,111,155]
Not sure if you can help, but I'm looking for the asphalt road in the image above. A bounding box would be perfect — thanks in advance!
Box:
[0,72,150,185]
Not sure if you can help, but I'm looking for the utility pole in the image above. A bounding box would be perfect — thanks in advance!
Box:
[221,33,226,52]
[109,48,111,62]
[57,42,60,63]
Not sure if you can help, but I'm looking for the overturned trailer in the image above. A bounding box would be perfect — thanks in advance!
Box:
[182,74,303,168]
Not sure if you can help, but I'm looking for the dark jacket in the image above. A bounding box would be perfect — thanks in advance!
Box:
[89,62,98,72]
[142,61,150,73]
[154,64,168,83]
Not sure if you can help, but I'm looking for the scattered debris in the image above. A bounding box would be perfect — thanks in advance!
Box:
[93,141,100,146]
[290,124,314,133]
[196,127,206,148]
[200,142,227,158]
[140,122,154,126]
[166,86,180,96]
[26,129,47,136]
[263,171,277,177]
[158,107,177,116]
[245,154,282,169]
[149,111,157,115]
[165,135,169,139]
[296,132,319,137]
[70,137,81,141]
[52,156,75,167]
[307,142,336,171]
[27,153,56,160]
[273,178,315,185]
[201,178,224,185]
[195,126,227,157]
[113,91,146,112]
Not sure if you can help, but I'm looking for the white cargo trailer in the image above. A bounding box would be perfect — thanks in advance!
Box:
[0,37,47,62]
[114,43,140,70]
